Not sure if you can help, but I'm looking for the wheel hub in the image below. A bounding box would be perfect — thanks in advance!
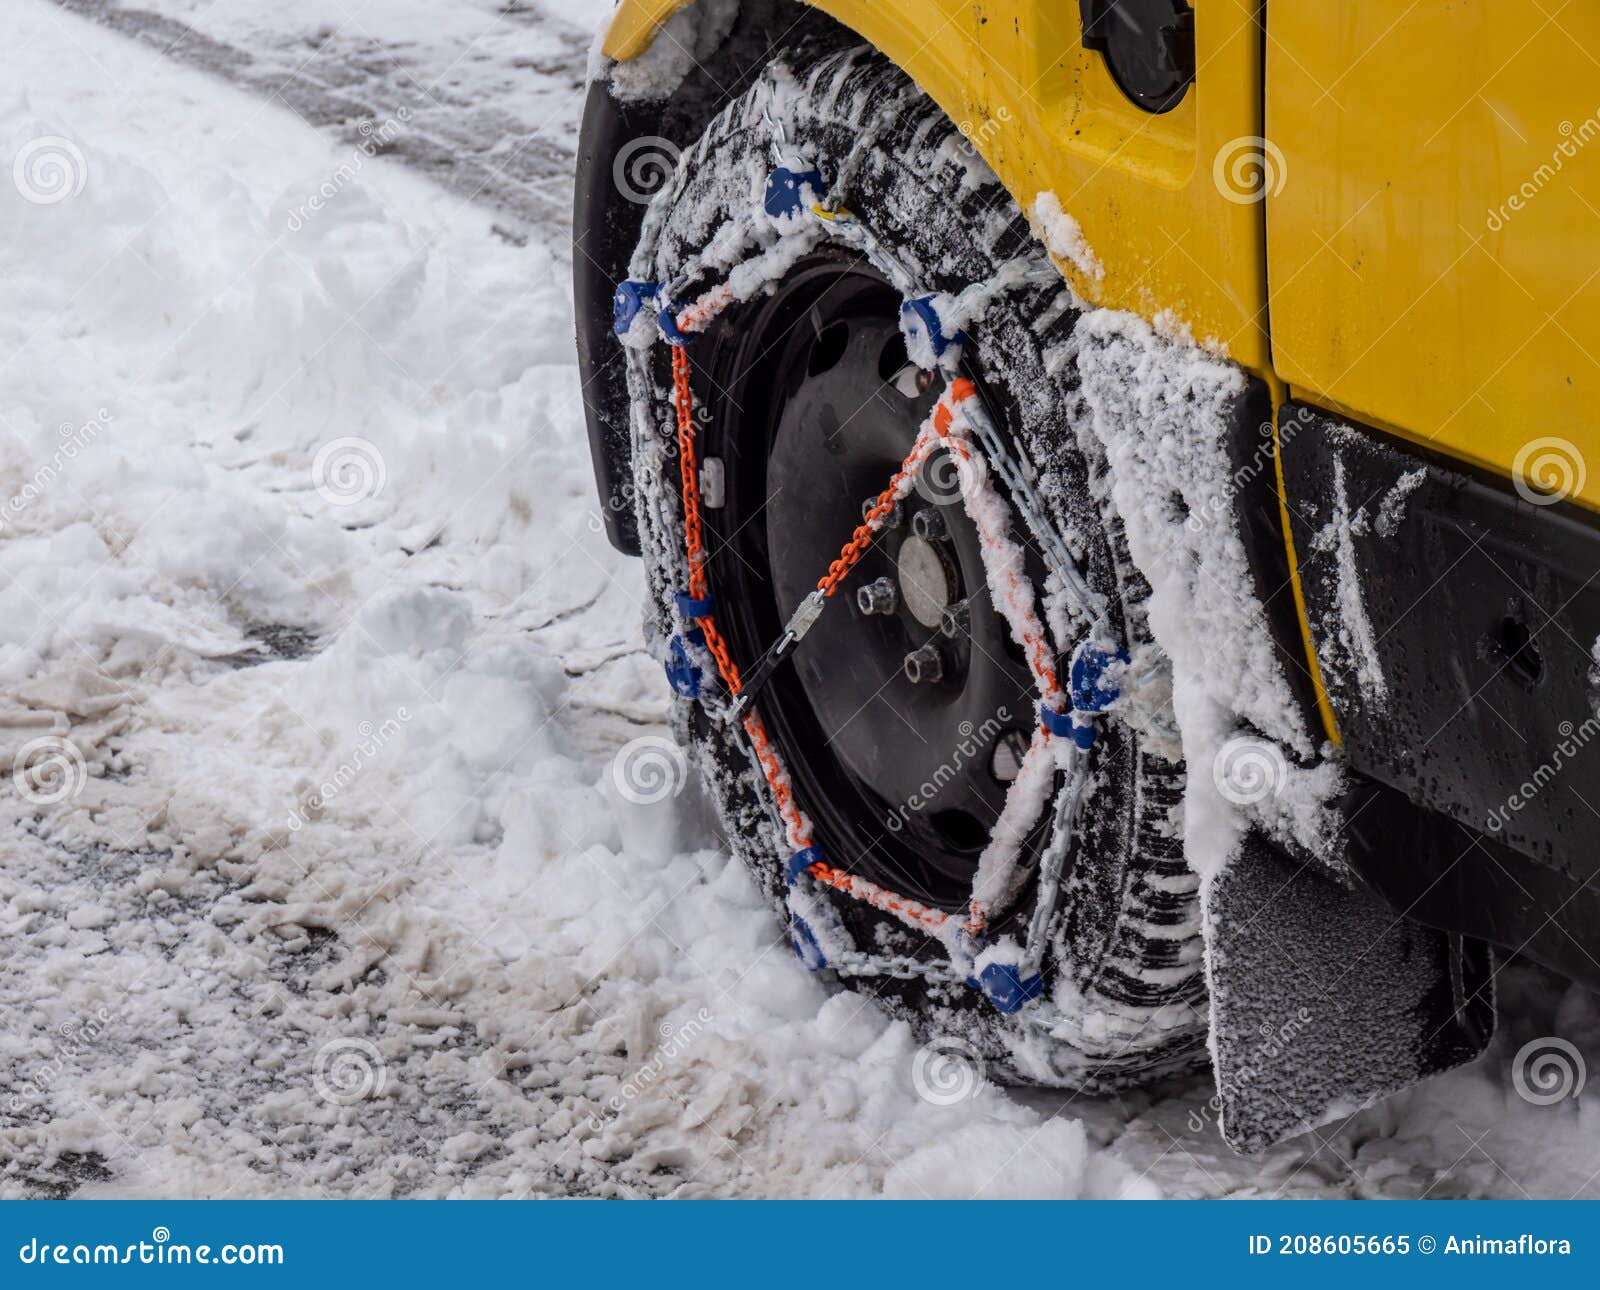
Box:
[702,259,1048,907]
[895,533,955,629]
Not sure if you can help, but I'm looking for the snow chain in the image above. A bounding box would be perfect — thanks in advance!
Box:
[615,94,1131,1013]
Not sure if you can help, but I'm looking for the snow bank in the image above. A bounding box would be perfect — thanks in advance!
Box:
[1071,309,1333,885]
[0,0,1146,1200]
[1030,191,1104,284]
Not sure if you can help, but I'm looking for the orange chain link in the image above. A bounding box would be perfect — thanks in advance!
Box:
[671,336,952,936]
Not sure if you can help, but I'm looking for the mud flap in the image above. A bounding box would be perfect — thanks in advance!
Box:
[1205,831,1495,1152]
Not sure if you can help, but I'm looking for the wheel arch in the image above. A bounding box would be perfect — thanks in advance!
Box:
[578,0,857,554]
[600,0,1272,368]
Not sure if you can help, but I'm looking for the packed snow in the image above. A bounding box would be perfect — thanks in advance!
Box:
[2,0,1600,1200]
[1030,191,1103,285]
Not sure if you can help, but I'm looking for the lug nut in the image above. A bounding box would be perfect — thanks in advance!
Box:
[911,507,948,541]
[857,577,898,616]
[863,496,902,528]
[903,642,945,685]
[990,729,1031,783]
[939,599,970,639]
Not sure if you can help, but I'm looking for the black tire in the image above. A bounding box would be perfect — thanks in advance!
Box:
[622,45,1204,1088]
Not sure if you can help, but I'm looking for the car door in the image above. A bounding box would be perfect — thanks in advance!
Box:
[1265,4,1600,508]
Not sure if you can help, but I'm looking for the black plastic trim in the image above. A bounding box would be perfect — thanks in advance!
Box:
[1280,401,1600,983]
[573,3,851,556]
[573,80,645,555]
[1221,380,1327,750]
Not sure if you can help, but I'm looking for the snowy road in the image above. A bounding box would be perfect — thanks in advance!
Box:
[3,0,1600,1200]
[46,0,591,246]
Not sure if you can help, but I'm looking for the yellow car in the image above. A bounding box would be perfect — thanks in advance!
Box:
[575,0,1597,1150]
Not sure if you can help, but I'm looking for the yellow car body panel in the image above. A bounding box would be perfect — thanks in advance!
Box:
[604,0,1272,372]
[1267,4,1600,513]
[603,0,1342,739]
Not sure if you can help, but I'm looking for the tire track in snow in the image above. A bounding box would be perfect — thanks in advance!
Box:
[47,0,586,245]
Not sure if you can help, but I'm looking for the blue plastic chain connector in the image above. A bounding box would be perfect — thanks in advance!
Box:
[673,590,715,619]
[1038,704,1074,738]
[899,295,966,362]
[657,307,693,347]
[786,846,824,887]
[1070,641,1131,714]
[977,961,1045,1015]
[612,280,660,337]
[789,913,828,971]
[1040,702,1101,751]
[665,630,705,699]
[764,166,826,219]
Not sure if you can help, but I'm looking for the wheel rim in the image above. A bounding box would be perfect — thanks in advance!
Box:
[700,257,1049,912]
